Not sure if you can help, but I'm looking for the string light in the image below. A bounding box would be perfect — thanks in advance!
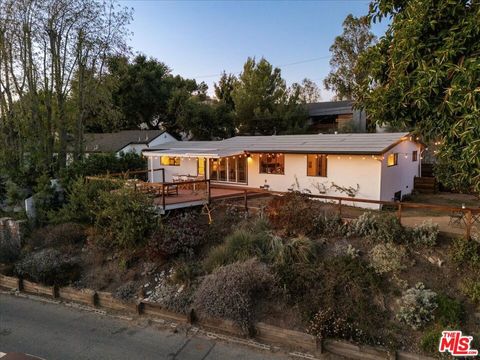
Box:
[348,156,352,160]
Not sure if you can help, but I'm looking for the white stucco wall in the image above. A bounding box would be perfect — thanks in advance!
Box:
[379,140,421,201]
[147,156,198,182]
[240,153,382,209]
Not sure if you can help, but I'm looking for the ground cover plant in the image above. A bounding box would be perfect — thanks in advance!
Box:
[2,189,479,357]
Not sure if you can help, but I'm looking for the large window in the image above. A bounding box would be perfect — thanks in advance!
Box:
[307,154,327,177]
[209,157,247,183]
[197,157,205,176]
[259,154,284,175]
[218,158,227,181]
[160,156,180,166]
[387,153,398,167]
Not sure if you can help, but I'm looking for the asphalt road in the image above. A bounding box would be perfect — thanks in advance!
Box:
[0,294,292,360]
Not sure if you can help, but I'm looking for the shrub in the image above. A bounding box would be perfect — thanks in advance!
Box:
[409,221,439,246]
[420,326,445,355]
[450,237,480,268]
[305,256,386,344]
[267,193,317,236]
[94,188,158,250]
[114,281,139,302]
[54,178,121,224]
[203,229,262,272]
[171,261,201,287]
[345,244,360,259]
[312,213,346,237]
[265,235,317,266]
[147,211,208,259]
[33,174,61,226]
[348,212,405,243]
[369,243,407,274]
[15,248,81,285]
[28,223,86,248]
[193,258,275,335]
[308,308,364,341]
[396,282,437,330]
[435,294,464,326]
[460,278,480,304]
[5,179,27,208]
[0,241,20,264]
[59,152,147,191]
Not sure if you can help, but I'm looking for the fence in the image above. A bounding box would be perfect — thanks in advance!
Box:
[213,185,479,239]
[0,274,434,360]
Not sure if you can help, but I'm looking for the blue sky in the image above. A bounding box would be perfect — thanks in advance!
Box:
[121,0,389,100]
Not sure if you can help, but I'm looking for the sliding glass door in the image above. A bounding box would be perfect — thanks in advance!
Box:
[209,157,247,184]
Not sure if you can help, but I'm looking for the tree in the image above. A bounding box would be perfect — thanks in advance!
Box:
[176,99,235,140]
[0,0,132,174]
[324,14,376,100]
[358,0,480,193]
[232,57,307,135]
[290,78,321,104]
[214,72,238,110]
[109,55,205,132]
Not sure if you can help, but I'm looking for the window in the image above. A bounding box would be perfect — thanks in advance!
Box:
[197,157,205,176]
[307,154,327,177]
[160,156,180,166]
[259,153,284,174]
[387,153,398,167]
[209,159,218,180]
[412,151,418,162]
[218,158,227,181]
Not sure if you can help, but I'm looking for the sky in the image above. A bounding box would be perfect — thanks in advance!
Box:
[121,0,389,100]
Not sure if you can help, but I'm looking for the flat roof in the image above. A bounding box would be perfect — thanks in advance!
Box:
[144,132,411,156]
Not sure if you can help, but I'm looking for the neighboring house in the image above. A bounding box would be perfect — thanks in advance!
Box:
[306,100,367,133]
[83,130,177,156]
[143,132,422,208]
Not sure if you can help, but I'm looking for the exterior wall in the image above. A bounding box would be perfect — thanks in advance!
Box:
[118,144,145,154]
[147,156,198,182]
[380,140,421,201]
[241,153,382,209]
[148,132,177,147]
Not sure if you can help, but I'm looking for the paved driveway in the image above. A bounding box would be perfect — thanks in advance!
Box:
[0,294,293,360]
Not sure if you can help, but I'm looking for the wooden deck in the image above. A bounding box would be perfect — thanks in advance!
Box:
[153,186,252,212]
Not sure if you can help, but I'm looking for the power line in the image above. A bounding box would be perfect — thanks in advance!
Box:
[194,54,330,79]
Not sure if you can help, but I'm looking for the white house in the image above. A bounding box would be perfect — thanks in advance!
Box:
[83,130,177,156]
[143,132,422,209]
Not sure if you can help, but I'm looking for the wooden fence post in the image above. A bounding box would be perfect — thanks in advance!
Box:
[397,203,403,222]
[162,184,166,211]
[465,210,472,239]
[338,199,342,217]
[244,190,248,212]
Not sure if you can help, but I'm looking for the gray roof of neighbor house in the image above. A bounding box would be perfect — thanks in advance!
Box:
[306,100,353,116]
[144,132,411,156]
[84,130,166,153]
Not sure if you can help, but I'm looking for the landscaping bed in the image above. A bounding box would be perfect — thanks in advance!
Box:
[1,182,479,358]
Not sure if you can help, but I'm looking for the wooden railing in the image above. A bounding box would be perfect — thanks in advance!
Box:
[136,179,211,211]
[210,184,480,239]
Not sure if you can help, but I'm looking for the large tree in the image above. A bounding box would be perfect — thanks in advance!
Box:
[214,72,238,110]
[232,57,307,135]
[0,0,131,176]
[324,14,376,100]
[358,0,480,193]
